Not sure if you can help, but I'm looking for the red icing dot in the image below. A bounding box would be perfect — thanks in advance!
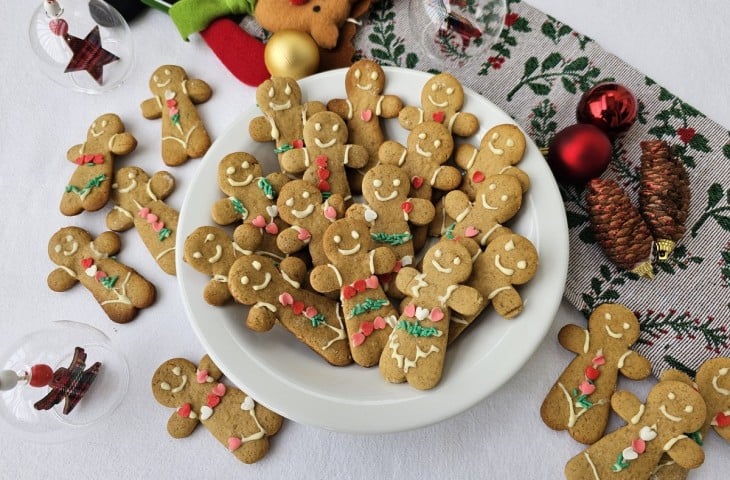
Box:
[360,322,374,336]
[472,171,485,183]
[292,301,305,315]
[342,285,357,299]
[81,258,94,269]
[207,394,221,408]
[318,180,330,192]
[292,139,304,149]
[716,412,730,428]
[411,176,424,189]
[353,279,366,292]
[318,168,330,180]
[401,201,413,213]
[315,155,328,167]
[585,366,600,381]
[29,364,53,387]
[432,111,445,123]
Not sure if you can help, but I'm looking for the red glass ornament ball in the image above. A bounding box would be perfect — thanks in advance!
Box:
[546,124,612,184]
[29,364,54,387]
[576,82,637,137]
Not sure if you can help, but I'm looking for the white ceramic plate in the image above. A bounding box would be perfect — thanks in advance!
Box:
[176,67,568,434]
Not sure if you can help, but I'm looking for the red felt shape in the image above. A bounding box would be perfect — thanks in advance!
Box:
[199,18,269,87]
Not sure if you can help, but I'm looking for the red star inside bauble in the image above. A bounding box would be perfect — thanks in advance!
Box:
[63,25,119,85]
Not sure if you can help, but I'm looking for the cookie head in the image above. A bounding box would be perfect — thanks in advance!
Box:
[361,165,410,205]
[322,218,372,261]
[423,240,472,283]
[49,227,90,266]
[303,111,348,148]
[478,124,527,165]
[277,180,323,224]
[647,381,706,433]
[588,303,642,345]
[87,113,125,141]
[475,175,524,222]
[420,72,465,112]
[256,77,302,114]
[183,226,233,275]
[111,167,150,208]
[151,358,197,407]
[345,60,385,96]
[406,122,454,165]
[228,255,277,305]
[149,65,187,94]
[484,234,538,284]
[218,152,263,190]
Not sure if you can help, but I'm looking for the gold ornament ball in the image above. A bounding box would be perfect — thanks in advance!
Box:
[264,30,320,80]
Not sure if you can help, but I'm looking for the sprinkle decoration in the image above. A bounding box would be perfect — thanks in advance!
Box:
[73,153,104,166]
[371,231,412,246]
[611,425,657,472]
[165,91,181,128]
[397,319,442,338]
[351,316,388,347]
[138,207,172,241]
[350,297,389,317]
[81,257,118,289]
[341,275,380,300]
[315,155,331,196]
[278,292,326,327]
[65,173,107,199]
[571,352,605,410]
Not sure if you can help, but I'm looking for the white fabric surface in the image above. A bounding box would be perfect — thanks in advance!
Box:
[1,1,727,479]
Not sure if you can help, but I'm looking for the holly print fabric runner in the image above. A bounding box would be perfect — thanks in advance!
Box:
[346,0,730,378]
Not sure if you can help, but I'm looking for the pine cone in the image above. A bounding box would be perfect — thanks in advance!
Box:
[586,178,654,278]
[639,140,690,259]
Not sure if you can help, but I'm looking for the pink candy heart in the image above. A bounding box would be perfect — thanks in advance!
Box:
[265,223,279,235]
[251,215,266,228]
[361,109,373,122]
[430,308,444,322]
[196,370,209,384]
[138,207,150,218]
[578,380,595,395]
[632,438,646,454]
[373,316,386,330]
[211,383,226,396]
[403,304,416,317]
[365,275,379,289]
[279,292,294,306]
[297,228,312,241]
[152,221,165,232]
[147,213,159,223]
[464,226,480,238]
[227,437,242,451]
[323,206,337,220]
[352,332,366,347]
[592,354,606,366]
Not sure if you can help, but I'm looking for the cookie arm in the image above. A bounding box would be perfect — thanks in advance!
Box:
[66,144,83,163]
[451,112,480,137]
[166,411,199,439]
[280,149,309,175]
[265,172,291,196]
[276,226,308,255]
[327,98,351,120]
[109,132,138,156]
[447,285,484,317]
[665,438,705,469]
[378,141,407,166]
[556,324,589,354]
[203,279,232,306]
[309,264,341,294]
[380,95,404,118]
[609,390,644,424]
[106,207,135,232]
[394,266,420,297]
[149,171,176,199]
[325,194,346,218]
[248,115,275,142]
[371,247,397,275]
[618,351,652,380]
[430,165,462,191]
[94,231,122,257]
[247,305,277,332]
[279,256,308,285]
[141,97,163,119]
[405,198,436,226]
[186,79,213,104]
[47,267,79,292]
[443,190,471,221]
[344,145,369,169]
[398,106,424,131]
[454,143,478,171]
[345,203,368,222]
[233,223,264,252]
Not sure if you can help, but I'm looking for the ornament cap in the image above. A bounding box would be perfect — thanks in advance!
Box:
[631,261,655,280]
[654,239,677,262]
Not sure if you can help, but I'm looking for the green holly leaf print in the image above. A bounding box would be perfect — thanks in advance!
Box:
[366,0,420,68]
[720,243,730,289]
[506,53,608,101]
[580,266,640,316]
[478,0,531,75]
[691,183,730,237]
[723,143,730,159]
[527,99,558,148]
[654,244,703,275]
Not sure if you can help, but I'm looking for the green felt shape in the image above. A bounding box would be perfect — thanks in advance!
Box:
[169,0,256,40]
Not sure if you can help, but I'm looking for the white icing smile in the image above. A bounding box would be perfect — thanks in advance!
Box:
[660,404,682,422]
[356,82,373,91]
[480,194,498,210]
[269,100,291,111]
[155,78,172,88]
[227,174,253,187]
[494,255,514,275]
[431,259,452,274]
[314,137,336,148]
[427,95,448,108]
[416,143,432,157]
[291,204,315,219]
[374,189,397,201]
[604,325,624,339]
[208,245,222,263]
[488,134,504,155]
[90,127,104,138]
[117,173,138,193]
[713,368,730,395]
[160,368,187,393]
[55,238,79,257]
[253,273,271,291]
[337,243,361,256]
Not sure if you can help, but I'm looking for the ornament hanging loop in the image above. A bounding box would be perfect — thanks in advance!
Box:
[43,0,64,18]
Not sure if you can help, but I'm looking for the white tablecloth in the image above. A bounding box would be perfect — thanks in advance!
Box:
[1,1,727,478]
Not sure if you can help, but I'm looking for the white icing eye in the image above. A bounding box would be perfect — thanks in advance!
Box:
[172,366,181,376]
[446,87,454,95]
[268,87,274,98]
[101,120,108,128]
[241,276,249,285]
[684,405,693,413]
[418,133,427,140]
[435,249,442,258]
[431,83,438,91]
[285,197,294,207]
[668,392,676,400]
[164,69,171,75]
[284,83,292,95]
[332,123,339,132]
[354,69,361,79]
[54,244,61,253]
[65,235,73,242]
[128,171,136,179]
[623,322,630,330]
[517,260,527,269]
[434,139,441,148]
[453,257,461,265]
[392,179,401,187]
[241,161,250,169]
[370,71,379,81]
[315,123,322,132]
[252,261,262,271]
[501,195,509,201]
[302,191,310,199]
[333,235,342,244]
[226,166,235,175]
[205,233,215,242]
[605,313,612,320]
[492,132,500,140]
[193,252,202,259]
[489,184,497,190]
[506,138,515,147]
[373,179,383,188]
[504,240,515,251]
[152,76,158,83]
[351,231,359,239]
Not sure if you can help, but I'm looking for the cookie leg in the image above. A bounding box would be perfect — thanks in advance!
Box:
[539,382,574,433]
[60,190,84,216]
[125,273,157,309]
[564,451,603,480]
[185,124,212,159]
[379,330,407,384]
[161,137,190,167]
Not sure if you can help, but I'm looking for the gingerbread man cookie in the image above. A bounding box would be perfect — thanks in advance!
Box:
[378,121,460,201]
[565,380,706,480]
[47,226,156,323]
[540,303,652,445]
[379,238,484,390]
[310,218,399,367]
[248,77,326,167]
[398,72,479,137]
[61,113,137,216]
[106,166,178,275]
[228,254,352,366]
[141,65,212,167]
[454,123,530,199]
[183,225,261,306]
[276,180,345,266]
[696,357,730,441]
[442,173,524,246]
[280,111,368,202]
[151,355,283,464]
[327,59,403,192]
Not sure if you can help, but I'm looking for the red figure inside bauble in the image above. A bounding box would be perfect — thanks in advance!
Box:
[576,82,637,137]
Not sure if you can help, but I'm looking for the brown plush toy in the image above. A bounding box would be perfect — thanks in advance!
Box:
[47,226,156,323]
[106,166,178,276]
[280,111,368,203]
[310,218,399,367]
[141,65,212,167]
[248,77,326,168]
[253,0,357,49]
[151,355,283,464]
[327,59,403,192]
[379,238,484,390]
[227,254,352,366]
[61,113,137,216]
[442,174,524,247]
[398,72,479,137]
[276,179,345,266]
[540,303,652,445]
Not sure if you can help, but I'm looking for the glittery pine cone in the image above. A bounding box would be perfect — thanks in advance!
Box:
[586,178,654,278]
[639,140,691,259]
